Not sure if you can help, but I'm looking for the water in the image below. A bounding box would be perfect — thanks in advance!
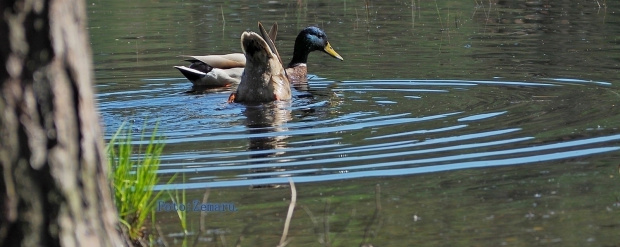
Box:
[89,0,620,245]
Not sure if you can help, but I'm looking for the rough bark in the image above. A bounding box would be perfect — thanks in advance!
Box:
[0,0,126,246]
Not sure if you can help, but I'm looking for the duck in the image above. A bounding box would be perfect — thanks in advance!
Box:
[229,22,343,103]
[228,22,290,102]
[174,23,343,90]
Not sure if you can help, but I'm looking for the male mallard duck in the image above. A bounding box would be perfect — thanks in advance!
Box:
[228,23,343,103]
[175,23,343,89]
[284,26,343,83]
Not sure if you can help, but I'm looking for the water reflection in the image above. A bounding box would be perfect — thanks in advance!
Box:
[244,102,292,155]
[243,102,292,186]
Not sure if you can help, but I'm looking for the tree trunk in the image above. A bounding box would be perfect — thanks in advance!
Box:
[0,0,126,246]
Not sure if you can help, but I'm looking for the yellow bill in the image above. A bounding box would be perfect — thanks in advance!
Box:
[324,42,344,61]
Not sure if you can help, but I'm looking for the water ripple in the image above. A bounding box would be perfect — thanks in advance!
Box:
[156,147,620,190]
[99,78,620,190]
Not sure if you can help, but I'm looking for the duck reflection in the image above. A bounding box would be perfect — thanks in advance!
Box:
[291,81,310,92]
[242,101,293,188]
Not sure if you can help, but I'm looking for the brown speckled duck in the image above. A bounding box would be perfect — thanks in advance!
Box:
[228,22,289,102]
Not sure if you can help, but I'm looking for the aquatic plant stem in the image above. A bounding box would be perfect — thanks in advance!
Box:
[192,189,210,247]
[220,5,225,29]
[361,184,382,246]
[324,200,331,247]
[278,178,297,246]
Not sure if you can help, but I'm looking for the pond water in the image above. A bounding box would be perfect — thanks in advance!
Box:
[89,0,620,246]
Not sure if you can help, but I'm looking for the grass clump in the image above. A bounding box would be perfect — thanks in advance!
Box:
[106,123,167,243]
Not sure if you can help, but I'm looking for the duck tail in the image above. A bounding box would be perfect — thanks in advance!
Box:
[241,32,273,62]
[174,66,206,81]
[258,22,283,65]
